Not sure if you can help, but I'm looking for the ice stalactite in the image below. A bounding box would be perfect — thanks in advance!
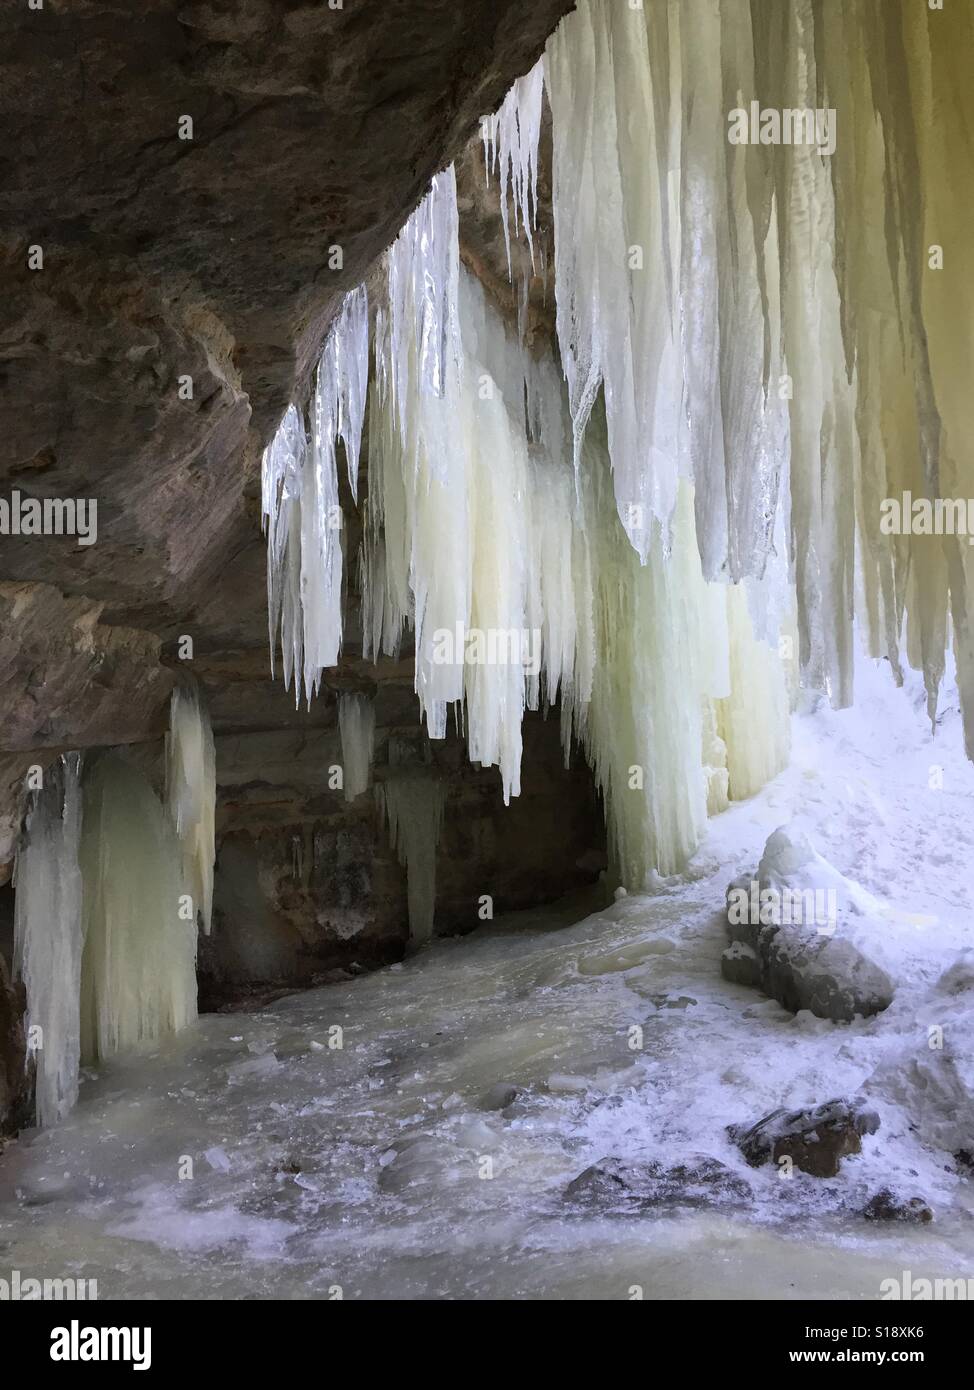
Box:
[539,0,974,746]
[262,286,369,706]
[13,754,84,1128]
[339,692,375,801]
[165,683,216,935]
[368,256,791,884]
[545,0,683,560]
[375,776,446,946]
[79,756,197,1064]
[481,58,544,280]
[561,426,791,885]
[264,130,793,886]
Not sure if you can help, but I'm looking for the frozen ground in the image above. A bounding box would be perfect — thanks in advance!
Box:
[1,653,973,1300]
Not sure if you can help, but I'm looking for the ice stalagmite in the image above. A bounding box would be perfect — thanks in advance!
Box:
[339,692,375,801]
[166,684,216,935]
[80,756,197,1063]
[262,286,369,705]
[13,754,84,1128]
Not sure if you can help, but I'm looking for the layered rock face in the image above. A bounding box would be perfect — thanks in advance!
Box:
[0,0,599,1107]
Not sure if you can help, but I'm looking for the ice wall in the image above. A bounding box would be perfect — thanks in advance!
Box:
[13,754,84,1128]
[80,755,197,1063]
[166,684,216,934]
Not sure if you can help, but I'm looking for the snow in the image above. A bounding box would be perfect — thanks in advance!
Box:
[2,652,972,1298]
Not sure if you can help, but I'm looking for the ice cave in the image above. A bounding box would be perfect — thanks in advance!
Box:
[0,0,973,1326]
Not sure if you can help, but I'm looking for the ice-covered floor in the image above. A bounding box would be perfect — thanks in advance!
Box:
[1,655,973,1300]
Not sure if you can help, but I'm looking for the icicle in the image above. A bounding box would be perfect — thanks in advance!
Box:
[339,692,375,801]
[544,0,682,559]
[13,753,84,1127]
[480,58,545,278]
[375,777,446,946]
[261,285,369,706]
[387,167,461,432]
[165,684,216,935]
[79,756,197,1063]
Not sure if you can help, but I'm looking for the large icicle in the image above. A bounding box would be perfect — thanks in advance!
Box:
[79,756,197,1063]
[545,0,683,559]
[481,58,545,278]
[339,692,375,801]
[165,684,216,935]
[375,776,446,946]
[13,754,84,1128]
[261,285,369,706]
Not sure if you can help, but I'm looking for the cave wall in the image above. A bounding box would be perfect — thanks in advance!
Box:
[0,0,602,1128]
[0,0,577,876]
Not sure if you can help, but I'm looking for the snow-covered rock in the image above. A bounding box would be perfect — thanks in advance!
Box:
[722,825,895,1022]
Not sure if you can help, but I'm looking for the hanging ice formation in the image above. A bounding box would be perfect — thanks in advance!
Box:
[261,137,792,886]
[13,754,84,1128]
[540,0,974,750]
[481,58,545,283]
[79,755,198,1063]
[262,285,369,707]
[165,683,216,934]
[338,692,375,801]
[375,774,446,946]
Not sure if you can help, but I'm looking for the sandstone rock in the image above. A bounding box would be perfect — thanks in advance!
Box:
[862,1188,933,1224]
[728,1099,880,1178]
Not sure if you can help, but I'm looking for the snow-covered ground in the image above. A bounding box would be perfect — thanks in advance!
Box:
[1,652,973,1300]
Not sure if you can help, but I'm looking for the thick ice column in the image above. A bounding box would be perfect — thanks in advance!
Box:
[339,692,375,801]
[717,584,791,801]
[80,755,197,1063]
[165,683,216,935]
[13,754,84,1128]
[375,776,446,946]
[768,1,855,709]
